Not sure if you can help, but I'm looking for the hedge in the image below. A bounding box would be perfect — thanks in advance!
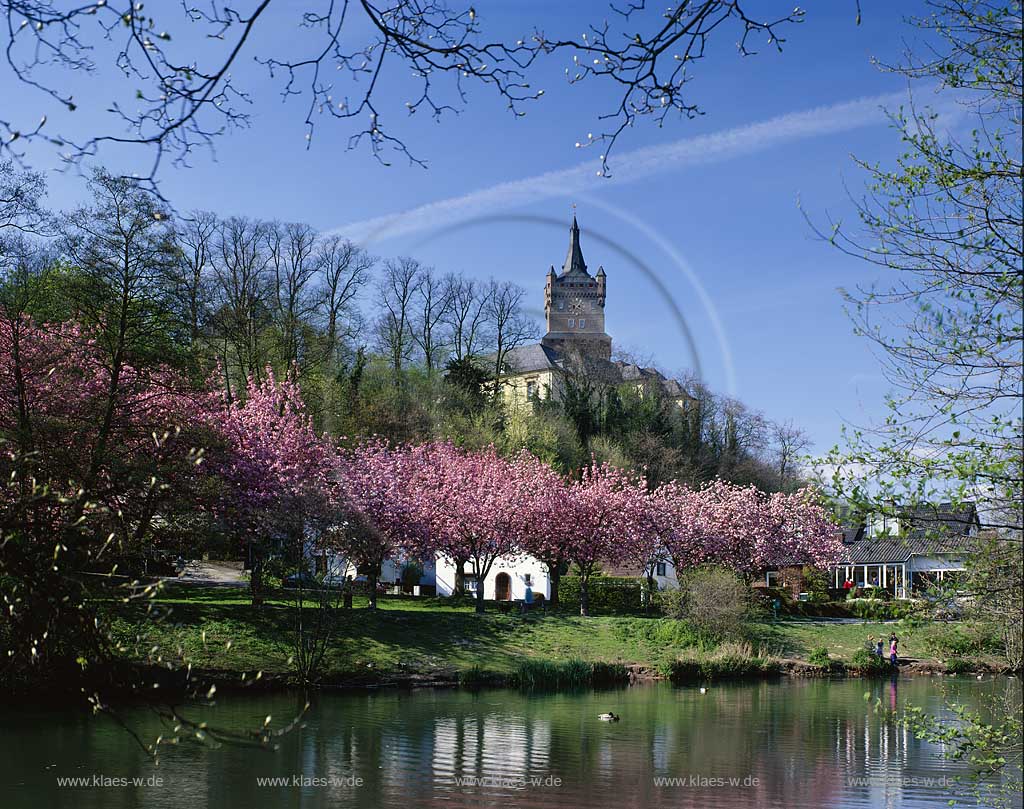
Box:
[558,575,648,614]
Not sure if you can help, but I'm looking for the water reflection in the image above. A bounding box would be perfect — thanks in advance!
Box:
[0,677,1015,808]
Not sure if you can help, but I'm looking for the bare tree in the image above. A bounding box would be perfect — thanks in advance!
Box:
[168,210,218,348]
[411,266,453,375]
[715,397,768,482]
[444,275,489,361]
[315,235,374,364]
[209,217,271,397]
[265,221,320,375]
[484,279,538,387]
[314,235,373,434]
[772,419,811,490]
[374,257,423,379]
[0,2,805,189]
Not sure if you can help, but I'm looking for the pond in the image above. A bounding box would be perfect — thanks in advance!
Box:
[1,676,1018,808]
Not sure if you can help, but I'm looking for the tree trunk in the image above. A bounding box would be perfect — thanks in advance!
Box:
[646,572,656,615]
[475,584,486,614]
[250,554,264,607]
[454,559,466,597]
[548,564,561,609]
[579,574,590,617]
[367,572,378,609]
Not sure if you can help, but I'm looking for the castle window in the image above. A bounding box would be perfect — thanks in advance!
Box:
[656,562,667,577]
[526,379,537,399]
[557,300,565,311]
[579,319,586,329]
[568,318,575,328]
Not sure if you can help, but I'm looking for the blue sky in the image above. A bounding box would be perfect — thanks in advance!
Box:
[5,1,949,454]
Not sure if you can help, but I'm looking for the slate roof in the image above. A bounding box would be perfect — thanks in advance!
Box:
[499,343,563,374]
[837,534,978,565]
[496,345,692,401]
[561,216,588,276]
[903,502,981,539]
[836,502,979,565]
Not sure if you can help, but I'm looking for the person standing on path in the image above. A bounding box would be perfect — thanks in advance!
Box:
[889,633,899,666]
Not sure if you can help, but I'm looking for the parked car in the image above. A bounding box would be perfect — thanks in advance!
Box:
[282,571,320,589]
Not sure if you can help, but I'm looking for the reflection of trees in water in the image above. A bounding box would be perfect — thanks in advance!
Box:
[4,680,1014,808]
[286,682,990,807]
[232,681,1014,807]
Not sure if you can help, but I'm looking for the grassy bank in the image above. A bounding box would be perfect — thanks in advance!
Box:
[102,585,1007,688]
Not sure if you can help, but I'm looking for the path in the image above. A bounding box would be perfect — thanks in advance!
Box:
[169,560,247,588]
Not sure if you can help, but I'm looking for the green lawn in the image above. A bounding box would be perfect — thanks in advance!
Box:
[103,585,1003,684]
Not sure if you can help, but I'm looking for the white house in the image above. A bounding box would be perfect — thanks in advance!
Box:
[434,554,551,601]
[433,553,684,601]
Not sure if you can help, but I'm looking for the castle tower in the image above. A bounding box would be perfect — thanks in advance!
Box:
[541,216,612,360]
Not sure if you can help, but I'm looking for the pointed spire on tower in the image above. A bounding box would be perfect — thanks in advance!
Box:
[562,215,588,275]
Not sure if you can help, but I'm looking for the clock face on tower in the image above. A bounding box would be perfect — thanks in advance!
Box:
[569,296,585,313]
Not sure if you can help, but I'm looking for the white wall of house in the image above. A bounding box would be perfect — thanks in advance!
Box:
[323,553,436,587]
[866,515,901,538]
[433,555,682,599]
[651,561,680,592]
[435,554,551,600]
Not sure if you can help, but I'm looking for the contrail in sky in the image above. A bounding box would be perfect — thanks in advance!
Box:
[332,89,924,244]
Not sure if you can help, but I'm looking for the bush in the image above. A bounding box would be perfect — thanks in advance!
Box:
[655,587,687,617]
[514,659,629,689]
[845,598,915,621]
[670,642,781,682]
[808,646,831,667]
[925,624,998,658]
[559,575,644,614]
[801,566,831,604]
[849,648,893,675]
[664,567,750,641]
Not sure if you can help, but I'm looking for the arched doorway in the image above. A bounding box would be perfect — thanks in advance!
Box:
[495,573,512,601]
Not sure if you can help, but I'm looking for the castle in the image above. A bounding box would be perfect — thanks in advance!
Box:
[541,216,612,361]
[498,216,690,409]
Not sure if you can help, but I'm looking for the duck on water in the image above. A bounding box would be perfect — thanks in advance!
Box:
[598,713,620,722]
